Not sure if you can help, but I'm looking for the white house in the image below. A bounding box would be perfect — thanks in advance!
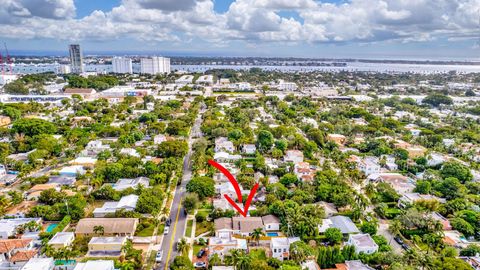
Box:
[48,232,75,249]
[112,177,150,191]
[242,144,256,155]
[153,135,167,145]
[427,152,447,167]
[74,260,115,270]
[284,150,304,163]
[347,234,378,254]
[59,165,86,177]
[270,237,301,261]
[358,157,381,176]
[208,237,247,259]
[213,152,242,163]
[262,215,281,231]
[0,218,41,239]
[93,195,139,217]
[21,257,54,270]
[120,148,140,158]
[215,137,235,153]
[318,216,360,234]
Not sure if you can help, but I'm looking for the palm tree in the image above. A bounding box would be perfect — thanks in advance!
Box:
[251,228,264,246]
[42,244,55,257]
[90,177,103,189]
[228,249,242,267]
[93,225,104,236]
[209,253,222,267]
[388,219,402,244]
[235,253,251,270]
[176,238,190,256]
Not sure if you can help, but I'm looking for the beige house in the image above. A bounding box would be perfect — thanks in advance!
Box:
[75,218,138,237]
[327,134,347,145]
[87,237,126,258]
[0,116,11,127]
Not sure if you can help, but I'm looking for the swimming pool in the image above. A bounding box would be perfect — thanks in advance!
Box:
[267,232,279,237]
[46,224,58,233]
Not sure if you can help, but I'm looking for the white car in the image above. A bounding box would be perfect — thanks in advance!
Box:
[163,226,170,235]
[155,250,163,263]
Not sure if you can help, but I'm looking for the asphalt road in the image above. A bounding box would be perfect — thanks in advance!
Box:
[158,108,204,270]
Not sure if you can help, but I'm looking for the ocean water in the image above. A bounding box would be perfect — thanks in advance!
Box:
[8,62,480,74]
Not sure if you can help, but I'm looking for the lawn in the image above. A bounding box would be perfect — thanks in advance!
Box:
[136,223,155,237]
[193,244,204,257]
[185,219,193,238]
[195,221,213,237]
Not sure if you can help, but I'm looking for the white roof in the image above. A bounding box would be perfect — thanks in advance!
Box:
[70,157,97,164]
[271,237,301,247]
[349,234,378,248]
[48,232,74,245]
[89,236,126,245]
[59,165,84,174]
[21,257,54,270]
[74,260,115,270]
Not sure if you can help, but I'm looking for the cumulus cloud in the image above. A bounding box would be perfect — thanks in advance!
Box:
[0,0,478,47]
[132,0,202,12]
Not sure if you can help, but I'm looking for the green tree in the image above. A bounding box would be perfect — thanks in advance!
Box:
[170,255,194,270]
[324,228,343,245]
[12,118,57,137]
[186,176,215,200]
[183,193,199,213]
[422,94,453,107]
[257,130,274,153]
[440,161,473,183]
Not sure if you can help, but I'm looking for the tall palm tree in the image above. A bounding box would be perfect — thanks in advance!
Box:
[388,219,402,244]
[209,253,222,267]
[90,177,103,189]
[251,228,265,246]
[228,249,242,267]
[235,254,252,270]
[176,238,190,256]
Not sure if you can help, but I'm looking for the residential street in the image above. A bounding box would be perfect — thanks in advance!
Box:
[158,107,204,270]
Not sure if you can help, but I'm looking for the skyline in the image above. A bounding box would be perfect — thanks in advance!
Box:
[0,0,479,60]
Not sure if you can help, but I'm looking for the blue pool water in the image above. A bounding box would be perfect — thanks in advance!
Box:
[267,232,279,237]
[46,224,58,233]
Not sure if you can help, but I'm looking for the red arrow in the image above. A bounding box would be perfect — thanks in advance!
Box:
[208,160,259,217]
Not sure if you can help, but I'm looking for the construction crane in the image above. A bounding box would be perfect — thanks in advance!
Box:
[3,43,11,74]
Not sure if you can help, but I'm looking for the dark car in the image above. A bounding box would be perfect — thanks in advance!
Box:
[401,243,410,250]
[196,249,205,258]
[394,237,404,245]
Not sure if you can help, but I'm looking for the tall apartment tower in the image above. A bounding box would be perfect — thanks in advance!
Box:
[140,56,170,75]
[112,57,133,74]
[69,44,84,74]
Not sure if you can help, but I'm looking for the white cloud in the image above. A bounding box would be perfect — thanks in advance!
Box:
[0,0,478,48]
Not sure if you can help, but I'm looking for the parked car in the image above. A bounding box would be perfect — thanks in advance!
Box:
[194,262,206,268]
[155,250,163,262]
[196,249,205,258]
[394,237,404,245]
[164,226,170,235]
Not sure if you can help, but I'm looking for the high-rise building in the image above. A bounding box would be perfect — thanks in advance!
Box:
[69,44,84,74]
[140,56,170,75]
[112,57,133,74]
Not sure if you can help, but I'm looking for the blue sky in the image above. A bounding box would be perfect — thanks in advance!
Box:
[2,0,479,60]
